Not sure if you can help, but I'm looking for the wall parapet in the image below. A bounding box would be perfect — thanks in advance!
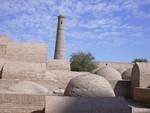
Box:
[0,93,45,113]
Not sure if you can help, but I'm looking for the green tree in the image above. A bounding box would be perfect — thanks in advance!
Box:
[132,58,149,63]
[70,52,97,72]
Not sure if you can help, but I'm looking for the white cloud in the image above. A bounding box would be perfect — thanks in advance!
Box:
[0,0,149,59]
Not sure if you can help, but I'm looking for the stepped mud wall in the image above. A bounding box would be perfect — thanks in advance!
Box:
[97,61,133,71]
[0,59,46,79]
[0,36,48,63]
[47,60,70,71]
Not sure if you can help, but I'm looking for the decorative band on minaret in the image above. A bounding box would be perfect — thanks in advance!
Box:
[54,15,66,60]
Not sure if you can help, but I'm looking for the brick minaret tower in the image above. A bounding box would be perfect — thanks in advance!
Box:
[54,15,66,59]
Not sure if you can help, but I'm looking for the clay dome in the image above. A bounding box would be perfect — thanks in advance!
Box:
[91,68,100,74]
[116,68,127,74]
[64,74,115,97]
[8,81,49,94]
[95,66,122,81]
[122,68,132,80]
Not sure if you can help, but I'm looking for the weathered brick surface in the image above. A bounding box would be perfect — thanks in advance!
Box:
[0,59,46,79]
[131,63,150,104]
[96,61,133,71]
[0,36,48,63]
[47,60,70,71]
[132,107,150,113]
[46,96,131,113]
[0,94,45,113]
[132,63,150,88]
[133,88,150,104]
[110,80,131,97]
[0,36,11,45]
[0,73,90,95]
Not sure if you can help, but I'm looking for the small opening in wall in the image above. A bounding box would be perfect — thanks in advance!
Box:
[61,21,62,24]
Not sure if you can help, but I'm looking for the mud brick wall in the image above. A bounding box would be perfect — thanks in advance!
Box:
[45,96,131,113]
[97,62,133,70]
[47,60,70,71]
[0,36,48,63]
[110,80,131,98]
[0,79,63,94]
[0,36,11,45]
[0,59,46,79]
[132,62,150,88]
[6,43,48,63]
[131,63,150,99]
[0,94,45,113]
[133,88,150,105]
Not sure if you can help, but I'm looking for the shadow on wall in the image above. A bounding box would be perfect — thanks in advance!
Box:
[113,80,131,98]
[45,96,131,113]
[0,65,4,79]
[31,109,45,113]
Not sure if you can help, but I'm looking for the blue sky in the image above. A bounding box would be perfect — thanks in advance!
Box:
[0,0,150,62]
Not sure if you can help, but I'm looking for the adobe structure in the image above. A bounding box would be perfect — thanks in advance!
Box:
[0,15,149,113]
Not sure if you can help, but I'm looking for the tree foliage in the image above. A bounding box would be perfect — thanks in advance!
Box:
[132,58,149,63]
[70,52,97,72]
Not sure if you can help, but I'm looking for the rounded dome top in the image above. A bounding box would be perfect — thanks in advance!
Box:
[122,68,132,80]
[91,68,100,74]
[116,68,127,74]
[64,74,115,97]
[95,66,122,81]
[8,81,49,94]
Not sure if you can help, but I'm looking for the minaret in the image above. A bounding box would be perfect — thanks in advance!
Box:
[54,15,66,60]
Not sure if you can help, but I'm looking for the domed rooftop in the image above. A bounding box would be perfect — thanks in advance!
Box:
[117,68,127,74]
[122,68,132,80]
[95,66,122,81]
[8,81,49,94]
[64,74,115,97]
[91,68,100,74]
